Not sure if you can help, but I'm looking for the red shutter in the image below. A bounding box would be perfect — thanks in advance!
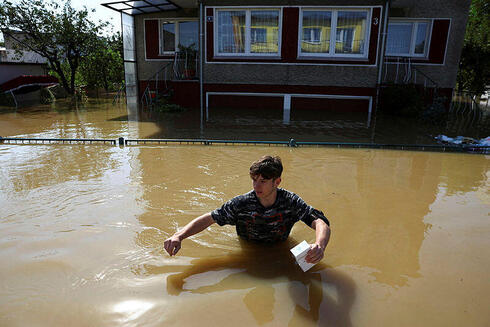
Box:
[145,19,160,59]
[428,19,450,64]
[368,7,382,65]
[281,8,299,61]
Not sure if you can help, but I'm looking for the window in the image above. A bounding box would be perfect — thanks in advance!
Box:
[300,9,369,57]
[386,21,431,57]
[160,20,198,54]
[216,9,281,56]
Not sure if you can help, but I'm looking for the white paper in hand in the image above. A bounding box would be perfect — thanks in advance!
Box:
[290,240,316,272]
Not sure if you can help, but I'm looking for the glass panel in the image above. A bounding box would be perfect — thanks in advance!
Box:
[139,7,161,13]
[414,22,428,54]
[122,13,135,61]
[111,3,131,10]
[126,1,149,7]
[179,21,198,49]
[147,0,169,5]
[335,11,367,54]
[162,22,175,52]
[250,10,279,54]
[217,11,246,53]
[302,11,331,54]
[386,23,413,55]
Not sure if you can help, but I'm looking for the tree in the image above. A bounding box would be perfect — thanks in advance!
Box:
[79,32,124,92]
[457,0,490,95]
[0,0,109,95]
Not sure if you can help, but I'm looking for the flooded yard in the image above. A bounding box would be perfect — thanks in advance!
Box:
[0,99,489,326]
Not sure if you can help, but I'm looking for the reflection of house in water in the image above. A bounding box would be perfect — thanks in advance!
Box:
[103,0,470,126]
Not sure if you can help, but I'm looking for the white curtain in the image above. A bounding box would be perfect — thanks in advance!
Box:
[386,23,413,55]
[218,11,245,53]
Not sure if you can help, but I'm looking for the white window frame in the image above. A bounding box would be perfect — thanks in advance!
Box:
[159,19,199,55]
[214,7,283,57]
[385,19,433,58]
[298,7,372,59]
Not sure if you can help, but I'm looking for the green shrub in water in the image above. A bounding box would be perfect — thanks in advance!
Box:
[40,87,56,104]
[152,93,185,113]
[420,96,448,123]
[0,92,16,107]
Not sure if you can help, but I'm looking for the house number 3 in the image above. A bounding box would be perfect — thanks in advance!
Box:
[373,17,379,25]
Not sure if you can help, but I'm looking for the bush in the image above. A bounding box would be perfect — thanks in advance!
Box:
[40,87,56,104]
[0,91,16,107]
[420,96,448,123]
[152,93,185,113]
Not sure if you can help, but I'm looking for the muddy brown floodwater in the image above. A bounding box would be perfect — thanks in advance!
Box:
[0,99,489,326]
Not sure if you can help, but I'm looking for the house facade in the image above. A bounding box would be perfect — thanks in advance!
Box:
[103,0,471,125]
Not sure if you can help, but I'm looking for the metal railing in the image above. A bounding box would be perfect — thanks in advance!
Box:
[382,57,439,90]
[1,136,488,154]
[140,62,174,106]
[0,137,116,145]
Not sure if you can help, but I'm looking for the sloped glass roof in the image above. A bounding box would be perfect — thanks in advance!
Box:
[102,0,179,15]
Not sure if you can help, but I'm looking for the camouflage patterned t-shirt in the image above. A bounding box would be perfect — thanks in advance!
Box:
[211,188,330,243]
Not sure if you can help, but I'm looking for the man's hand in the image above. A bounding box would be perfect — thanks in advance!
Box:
[164,235,182,256]
[305,243,325,264]
[162,213,216,257]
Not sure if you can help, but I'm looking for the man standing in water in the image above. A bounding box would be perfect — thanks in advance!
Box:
[164,155,331,264]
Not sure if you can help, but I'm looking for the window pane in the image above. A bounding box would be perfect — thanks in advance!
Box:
[218,11,245,53]
[335,11,367,54]
[414,22,428,54]
[386,23,412,54]
[302,11,331,53]
[251,10,279,54]
[162,22,175,52]
[179,21,198,49]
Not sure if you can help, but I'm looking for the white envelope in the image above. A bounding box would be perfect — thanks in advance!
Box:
[290,240,316,272]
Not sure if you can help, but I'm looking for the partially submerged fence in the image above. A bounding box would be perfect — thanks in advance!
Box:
[1,136,488,154]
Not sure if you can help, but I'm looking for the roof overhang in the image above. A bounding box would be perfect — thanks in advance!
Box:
[102,0,196,16]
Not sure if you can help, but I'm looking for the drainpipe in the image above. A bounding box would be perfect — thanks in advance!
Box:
[377,0,390,88]
[199,0,204,136]
[372,0,390,142]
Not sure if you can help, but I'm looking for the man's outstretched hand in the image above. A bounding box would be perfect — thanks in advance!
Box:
[305,243,325,264]
[164,235,182,256]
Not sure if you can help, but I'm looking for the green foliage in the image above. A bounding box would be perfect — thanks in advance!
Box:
[152,93,185,113]
[457,0,490,95]
[40,87,55,104]
[78,32,124,92]
[0,92,16,107]
[0,0,109,96]
[419,96,448,124]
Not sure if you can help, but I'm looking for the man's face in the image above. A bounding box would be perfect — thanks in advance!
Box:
[251,174,281,200]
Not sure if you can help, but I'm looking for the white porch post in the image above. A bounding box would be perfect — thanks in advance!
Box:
[283,94,291,125]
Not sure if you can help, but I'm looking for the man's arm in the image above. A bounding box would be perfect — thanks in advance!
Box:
[164,212,216,256]
[305,218,331,264]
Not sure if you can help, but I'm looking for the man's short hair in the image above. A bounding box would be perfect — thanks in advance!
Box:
[249,156,283,180]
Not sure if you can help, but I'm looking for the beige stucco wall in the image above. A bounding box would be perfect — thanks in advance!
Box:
[134,0,470,89]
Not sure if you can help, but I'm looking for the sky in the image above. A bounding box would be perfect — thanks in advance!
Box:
[0,0,122,43]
